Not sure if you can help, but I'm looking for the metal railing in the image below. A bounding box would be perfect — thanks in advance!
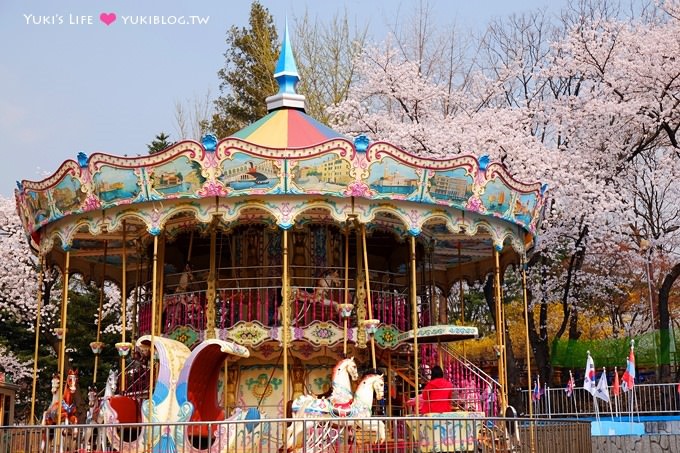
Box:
[0,415,592,453]
[138,265,425,335]
[522,383,680,417]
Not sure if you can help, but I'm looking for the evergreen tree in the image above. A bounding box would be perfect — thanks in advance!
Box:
[147,132,173,154]
[211,1,279,138]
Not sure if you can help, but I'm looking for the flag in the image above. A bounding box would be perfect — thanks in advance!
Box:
[595,370,610,403]
[532,376,542,401]
[621,346,636,392]
[584,353,597,395]
[565,372,575,397]
[612,368,620,397]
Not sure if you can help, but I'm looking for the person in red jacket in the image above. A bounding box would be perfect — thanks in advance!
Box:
[421,365,454,413]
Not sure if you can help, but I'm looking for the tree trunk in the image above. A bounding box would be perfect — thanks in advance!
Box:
[527,298,552,384]
[483,275,522,410]
[659,262,680,380]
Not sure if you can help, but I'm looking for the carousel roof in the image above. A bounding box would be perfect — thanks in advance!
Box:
[231,20,346,148]
[231,108,345,148]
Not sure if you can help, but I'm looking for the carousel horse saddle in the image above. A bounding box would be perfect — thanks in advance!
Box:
[108,395,141,424]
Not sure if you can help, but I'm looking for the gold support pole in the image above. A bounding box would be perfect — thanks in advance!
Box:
[223,360,229,412]
[355,225,367,349]
[93,240,108,383]
[459,242,466,359]
[30,256,44,424]
[155,235,166,336]
[282,228,290,413]
[121,222,127,389]
[459,243,464,324]
[343,227,350,357]
[56,250,70,426]
[410,235,420,446]
[361,225,377,370]
[206,227,217,339]
[387,353,393,417]
[410,236,420,416]
[282,227,290,448]
[148,235,159,421]
[493,247,507,411]
[521,254,536,452]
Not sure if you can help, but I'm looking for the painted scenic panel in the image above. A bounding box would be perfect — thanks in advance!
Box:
[514,193,538,226]
[367,157,419,199]
[428,168,474,205]
[149,156,205,196]
[26,190,50,225]
[93,166,140,204]
[480,179,513,216]
[290,154,352,194]
[52,175,86,213]
[220,153,279,192]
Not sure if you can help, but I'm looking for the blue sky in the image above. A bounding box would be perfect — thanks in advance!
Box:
[0,0,565,195]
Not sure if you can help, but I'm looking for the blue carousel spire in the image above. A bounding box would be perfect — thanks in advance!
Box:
[274,20,299,94]
[266,18,306,112]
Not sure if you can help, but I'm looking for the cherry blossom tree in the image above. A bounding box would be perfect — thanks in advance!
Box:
[0,196,128,418]
[550,0,680,378]
[330,0,680,384]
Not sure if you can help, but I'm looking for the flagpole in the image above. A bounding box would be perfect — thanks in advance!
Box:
[570,371,578,420]
[533,375,540,416]
[604,367,614,417]
[630,340,636,425]
[585,350,599,423]
[613,366,620,418]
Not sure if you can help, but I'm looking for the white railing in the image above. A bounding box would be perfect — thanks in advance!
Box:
[522,383,680,417]
[0,415,592,453]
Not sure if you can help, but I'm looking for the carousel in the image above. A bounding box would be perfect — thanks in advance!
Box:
[13,24,546,453]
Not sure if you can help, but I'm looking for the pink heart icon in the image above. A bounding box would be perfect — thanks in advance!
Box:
[100,12,116,26]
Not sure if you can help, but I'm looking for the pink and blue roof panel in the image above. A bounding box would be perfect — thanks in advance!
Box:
[231,109,346,149]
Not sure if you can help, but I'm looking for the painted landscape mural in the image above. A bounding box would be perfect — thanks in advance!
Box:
[93,166,141,204]
[480,179,513,216]
[149,156,205,196]
[220,153,279,192]
[52,175,86,213]
[428,168,474,205]
[367,157,419,199]
[290,154,352,194]
[514,193,538,226]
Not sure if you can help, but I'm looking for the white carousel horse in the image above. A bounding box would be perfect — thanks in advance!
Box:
[349,374,386,445]
[83,369,117,451]
[286,373,385,451]
[283,269,341,324]
[40,374,61,425]
[40,375,61,452]
[290,357,359,416]
[83,385,100,451]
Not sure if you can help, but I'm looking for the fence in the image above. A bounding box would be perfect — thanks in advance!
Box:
[0,415,591,453]
[522,383,680,417]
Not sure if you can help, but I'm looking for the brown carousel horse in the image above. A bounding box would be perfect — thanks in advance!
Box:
[41,369,80,452]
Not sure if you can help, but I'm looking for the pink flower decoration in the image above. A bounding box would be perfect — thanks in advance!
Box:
[466,197,483,213]
[199,181,227,197]
[83,195,101,211]
[344,181,372,198]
